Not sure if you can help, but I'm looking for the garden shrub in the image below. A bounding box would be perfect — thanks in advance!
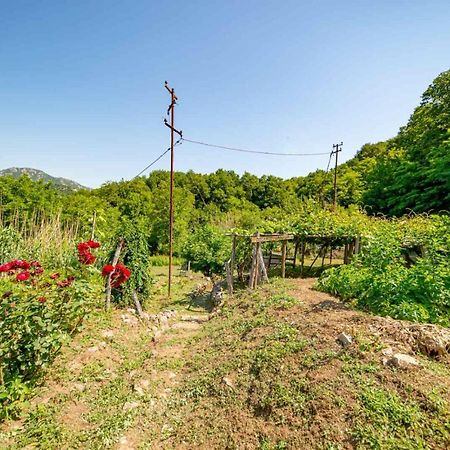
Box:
[0,241,109,419]
[317,215,450,326]
[182,225,229,275]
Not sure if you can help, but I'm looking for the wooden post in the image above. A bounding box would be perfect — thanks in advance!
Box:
[354,236,361,255]
[132,290,144,318]
[344,243,349,264]
[300,240,305,276]
[293,241,299,268]
[281,241,287,278]
[230,234,237,277]
[248,242,257,288]
[105,237,124,310]
[257,246,269,283]
[90,210,97,241]
[254,242,261,287]
[225,260,233,295]
[348,240,354,262]
[321,246,327,268]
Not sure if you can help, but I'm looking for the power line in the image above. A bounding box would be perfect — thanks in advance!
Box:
[132,135,330,180]
[182,138,330,156]
[326,151,333,172]
[132,139,182,179]
[132,147,171,179]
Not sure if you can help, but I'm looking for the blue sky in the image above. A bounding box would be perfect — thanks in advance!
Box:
[1,0,449,187]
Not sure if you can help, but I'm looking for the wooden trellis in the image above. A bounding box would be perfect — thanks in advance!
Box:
[226,232,361,291]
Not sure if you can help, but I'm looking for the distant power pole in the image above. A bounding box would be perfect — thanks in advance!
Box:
[332,142,343,210]
[164,82,182,297]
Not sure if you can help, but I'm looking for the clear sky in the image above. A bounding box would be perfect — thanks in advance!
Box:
[1,0,449,187]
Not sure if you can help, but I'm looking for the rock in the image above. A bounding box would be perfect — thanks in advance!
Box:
[133,379,150,396]
[134,386,145,397]
[123,401,140,412]
[414,327,450,357]
[222,376,235,389]
[87,345,99,353]
[100,330,114,341]
[388,353,420,369]
[337,332,353,347]
[381,347,394,356]
[121,314,138,325]
[72,382,86,392]
[152,330,162,343]
[159,316,170,331]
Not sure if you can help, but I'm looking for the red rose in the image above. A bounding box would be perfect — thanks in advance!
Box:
[101,265,115,276]
[16,271,31,282]
[38,296,47,304]
[12,260,31,270]
[77,241,99,265]
[77,242,90,252]
[0,262,12,272]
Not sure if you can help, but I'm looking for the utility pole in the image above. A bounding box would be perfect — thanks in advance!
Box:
[164,82,182,297]
[332,142,343,210]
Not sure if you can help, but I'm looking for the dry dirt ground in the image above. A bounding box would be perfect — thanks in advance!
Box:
[1,277,449,449]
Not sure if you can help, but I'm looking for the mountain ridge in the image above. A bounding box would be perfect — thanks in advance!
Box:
[0,167,87,192]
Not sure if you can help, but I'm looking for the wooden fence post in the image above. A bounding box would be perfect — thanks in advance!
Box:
[293,241,299,268]
[105,237,124,310]
[254,242,261,287]
[281,241,287,278]
[257,245,269,283]
[132,290,144,318]
[300,240,305,276]
[248,242,258,288]
[225,260,233,295]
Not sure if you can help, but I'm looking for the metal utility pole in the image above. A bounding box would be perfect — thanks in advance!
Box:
[332,142,343,210]
[164,82,182,297]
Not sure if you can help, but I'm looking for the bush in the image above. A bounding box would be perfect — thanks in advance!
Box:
[317,215,450,326]
[181,225,229,275]
[0,245,103,419]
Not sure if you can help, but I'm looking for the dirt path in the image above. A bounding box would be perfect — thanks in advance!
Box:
[115,313,208,450]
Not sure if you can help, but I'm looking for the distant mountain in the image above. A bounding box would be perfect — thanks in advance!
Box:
[0,167,87,192]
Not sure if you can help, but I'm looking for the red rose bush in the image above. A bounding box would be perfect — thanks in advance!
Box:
[0,239,130,418]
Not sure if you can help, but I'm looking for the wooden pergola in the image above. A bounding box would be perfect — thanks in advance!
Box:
[225,232,360,292]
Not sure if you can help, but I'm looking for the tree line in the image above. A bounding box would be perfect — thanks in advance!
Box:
[0,69,449,253]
